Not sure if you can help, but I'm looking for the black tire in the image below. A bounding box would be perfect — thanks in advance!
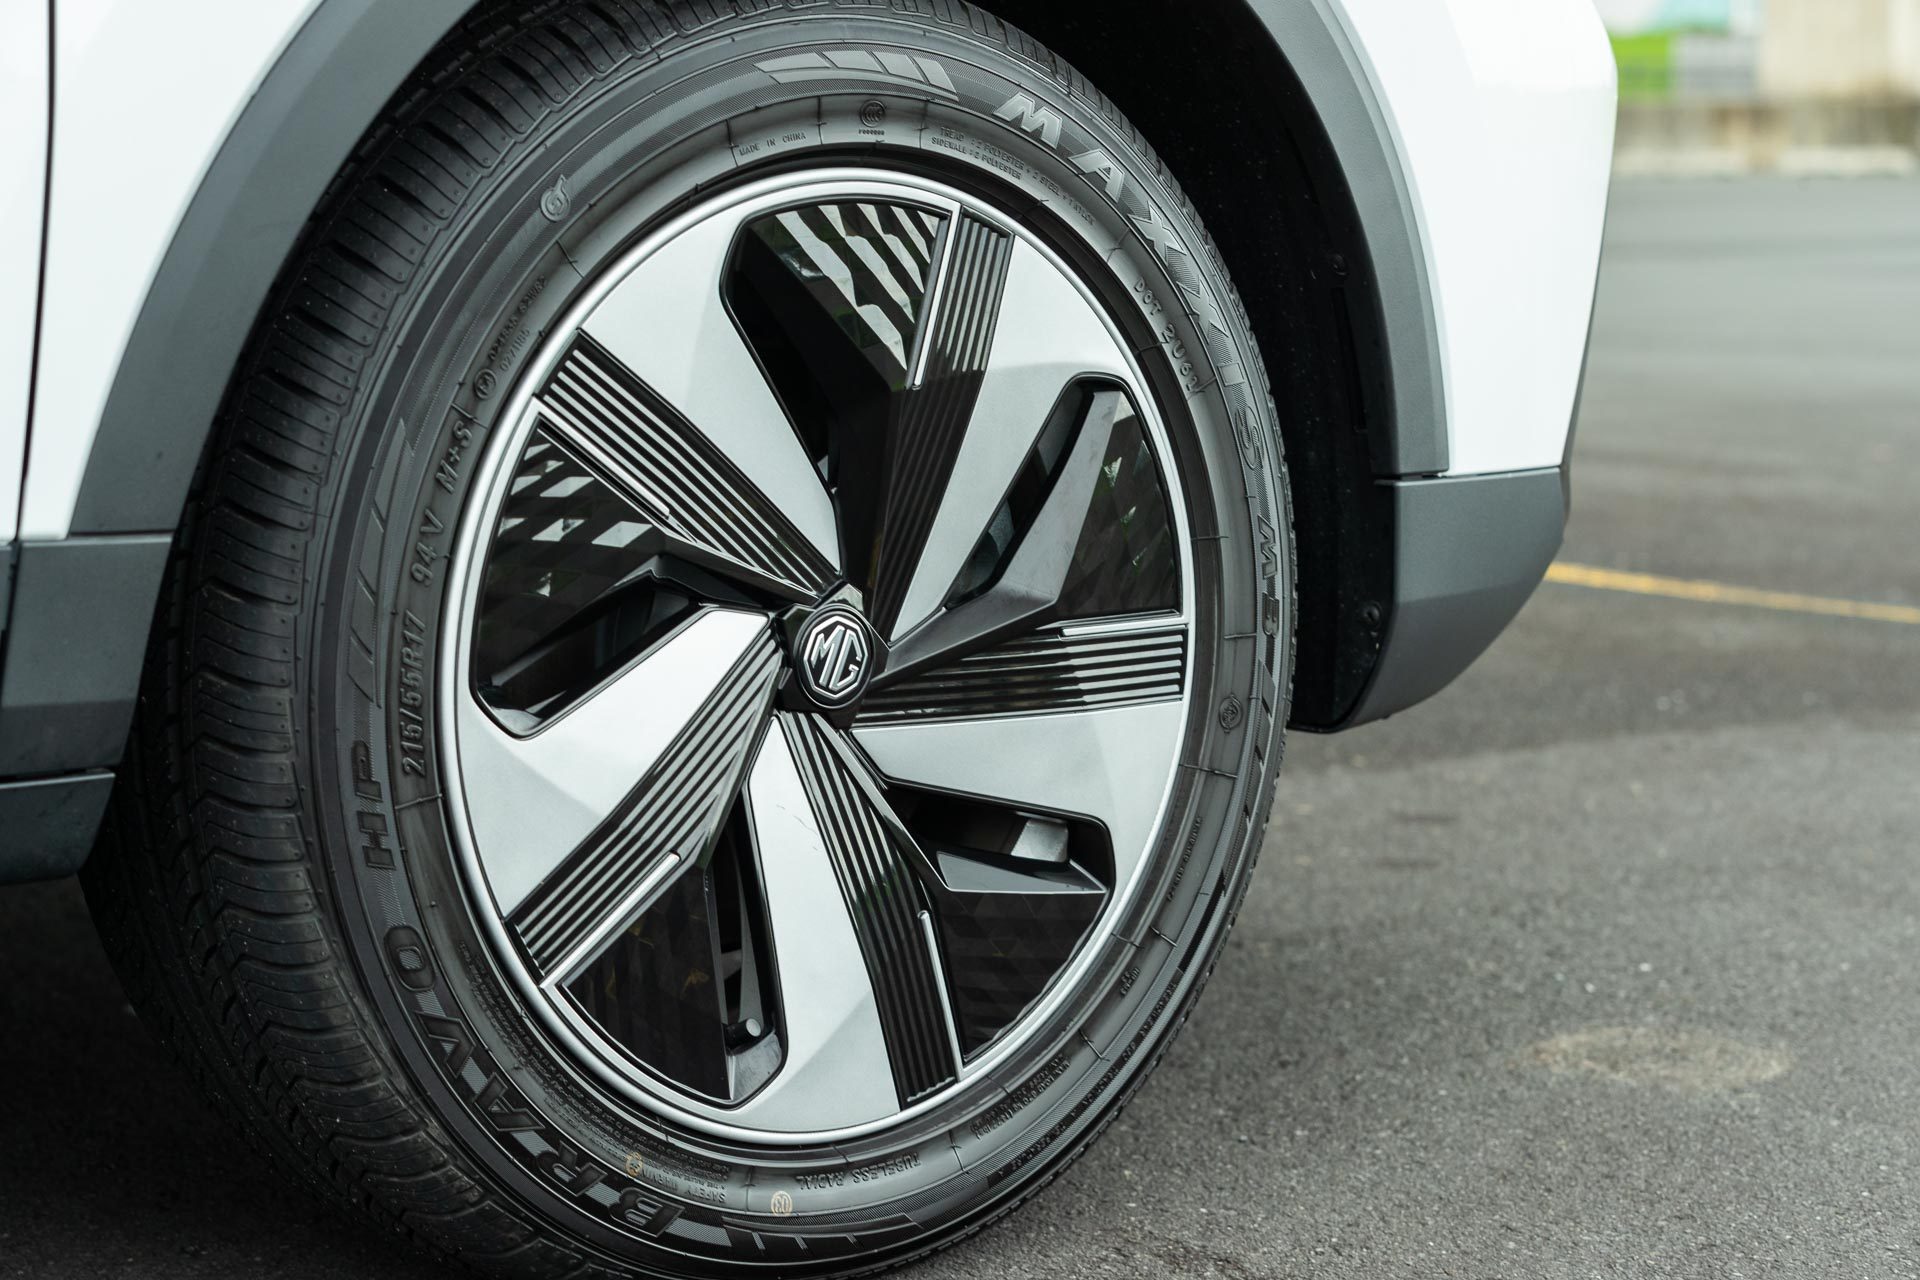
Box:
[84,3,1295,1276]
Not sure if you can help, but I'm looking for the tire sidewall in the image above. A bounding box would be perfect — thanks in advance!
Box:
[307,12,1290,1275]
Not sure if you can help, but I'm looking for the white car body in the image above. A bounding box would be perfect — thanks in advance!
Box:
[2,0,1614,542]
[10,0,318,542]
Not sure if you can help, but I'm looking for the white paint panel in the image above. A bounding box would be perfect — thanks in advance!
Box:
[20,0,319,540]
[1336,0,1616,475]
[0,0,50,544]
[18,0,1616,536]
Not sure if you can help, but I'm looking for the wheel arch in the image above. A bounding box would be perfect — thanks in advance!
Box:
[11,0,1439,868]
[79,0,1450,739]
[67,0,475,536]
[1008,0,1443,730]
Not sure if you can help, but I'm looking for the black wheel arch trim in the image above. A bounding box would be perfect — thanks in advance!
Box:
[0,535,170,777]
[1006,0,1451,730]
[0,772,114,885]
[1240,0,1450,478]
[0,535,167,884]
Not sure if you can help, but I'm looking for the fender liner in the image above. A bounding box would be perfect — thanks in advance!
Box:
[1241,0,1449,478]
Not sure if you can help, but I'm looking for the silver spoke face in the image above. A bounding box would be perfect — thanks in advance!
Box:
[439,170,1196,1143]
[728,717,942,1132]
[457,606,774,917]
[511,627,780,979]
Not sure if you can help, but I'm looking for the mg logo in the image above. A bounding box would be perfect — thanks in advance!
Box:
[796,606,873,709]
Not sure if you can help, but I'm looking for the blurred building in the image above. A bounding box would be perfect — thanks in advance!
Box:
[1602,0,1920,171]
[1601,0,1759,100]
[1604,0,1920,100]
[1759,0,1920,98]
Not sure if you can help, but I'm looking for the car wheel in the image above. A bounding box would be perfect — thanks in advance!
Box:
[85,3,1293,1274]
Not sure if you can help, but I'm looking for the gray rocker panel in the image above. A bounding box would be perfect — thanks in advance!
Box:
[1340,467,1567,728]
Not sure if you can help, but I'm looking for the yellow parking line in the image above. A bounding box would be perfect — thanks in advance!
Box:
[1545,562,1920,626]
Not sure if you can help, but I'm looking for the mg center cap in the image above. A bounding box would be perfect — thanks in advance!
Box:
[792,604,877,710]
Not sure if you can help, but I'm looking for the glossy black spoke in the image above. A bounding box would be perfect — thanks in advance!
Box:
[473,433,711,732]
[725,199,950,579]
[564,798,782,1103]
[859,622,1186,724]
[864,216,1015,636]
[724,201,1016,635]
[784,715,1114,1068]
[884,787,1110,1059]
[510,629,782,979]
[779,714,959,1105]
[539,337,838,602]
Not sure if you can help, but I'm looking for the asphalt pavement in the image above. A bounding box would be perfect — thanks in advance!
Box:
[4,177,1918,1278]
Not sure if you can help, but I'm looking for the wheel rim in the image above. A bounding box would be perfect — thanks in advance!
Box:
[439,168,1198,1143]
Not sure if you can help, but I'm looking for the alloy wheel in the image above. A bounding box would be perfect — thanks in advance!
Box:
[440,169,1197,1142]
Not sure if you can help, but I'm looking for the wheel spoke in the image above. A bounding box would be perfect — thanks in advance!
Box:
[725,716,920,1131]
[890,801,1109,1060]
[852,684,1188,898]
[861,619,1186,723]
[887,239,1134,641]
[457,608,771,917]
[471,431,715,731]
[561,799,779,1103]
[877,385,1137,682]
[538,340,836,602]
[861,214,1015,637]
[740,714,960,1122]
[490,617,780,979]
[574,209,841,582]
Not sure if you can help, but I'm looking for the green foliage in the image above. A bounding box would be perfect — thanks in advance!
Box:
[1612,31,1675,100]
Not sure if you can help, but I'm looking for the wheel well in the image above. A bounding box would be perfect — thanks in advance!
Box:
[69,0,1397,742]
[0,0,1398,892]
[1004,0,1399,730]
